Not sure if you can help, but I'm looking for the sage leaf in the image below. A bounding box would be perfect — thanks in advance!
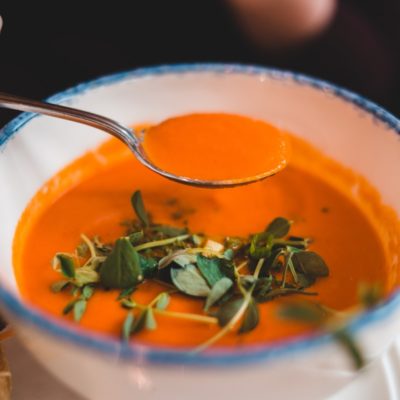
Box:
[334,329,365,370]
[82,285,94,300]
[131,309,147,334]
[122,311,134,341]
[99,238,143,289]
[216,298,244,327]
[145,308,157,330]
[121,299,136,309]
[197,254,226,286]
[158,251,197,270]
[62,299,77,315]
[156,293,170,310]
[204,278,233,312]
[131,190,150,227]
[296,273,316,289]
[292,251,329,278]
[74,266,100,287]
[170,265,210,297]
[266,217,291,238]
[50,280,69,293]
[223,249,234,261]
[73,299,87,322]
[358,283,383,309]
[239,299,259,334]
[256,288,317,303]
[57,254,76,279]
[278,301,327,325]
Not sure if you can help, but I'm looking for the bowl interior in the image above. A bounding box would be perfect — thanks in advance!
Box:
[0,64,399,353]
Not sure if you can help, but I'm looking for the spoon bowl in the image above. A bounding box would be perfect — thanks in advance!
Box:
[0,92,283,188]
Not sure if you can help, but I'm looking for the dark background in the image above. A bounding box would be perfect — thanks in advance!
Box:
[0,0,399,127]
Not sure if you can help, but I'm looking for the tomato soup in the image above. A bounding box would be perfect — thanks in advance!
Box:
[13,114,400,348]
[143,113,291,181]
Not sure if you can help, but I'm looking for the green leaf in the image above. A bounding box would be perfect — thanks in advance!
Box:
[292,251,329,278]
[170,265,210,297]
[122,311,134,341]
[278,301,327,325]
[99,238,143,289]
[196,254,226,287]
[296,273,316,288]
[216,298,244,327]
[204,278,233,312]
[74,265,100,287]
[128,231,144,244]
[239,299,259,334]
[266,217,291,238]
[117,287,136,301]
[131,190,150,227]
[145,308,157,330]
[223,249,234,260]
[82,285,94,300]
[73,299,87,322]
[158,252,197,270]
[358,283,383,309]
[130,309,147,334]
[71,286,80,297]
[121,299,136,309]
[249,233,274,259]
[155,293,170,310]
[139,255,158,279]
[334,329,365,370]
[57,254,76,279]
[50,280,69,293]
[62,299,77,315]
[256,287,317,303]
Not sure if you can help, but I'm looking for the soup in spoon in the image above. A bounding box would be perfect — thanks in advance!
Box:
[142,113,291,182]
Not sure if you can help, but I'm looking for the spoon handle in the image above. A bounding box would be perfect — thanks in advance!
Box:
[0,92,139,148]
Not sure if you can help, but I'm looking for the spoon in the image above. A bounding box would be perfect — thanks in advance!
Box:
[0,92,285,188]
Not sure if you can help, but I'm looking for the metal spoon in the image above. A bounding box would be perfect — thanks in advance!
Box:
[0,92,277,188]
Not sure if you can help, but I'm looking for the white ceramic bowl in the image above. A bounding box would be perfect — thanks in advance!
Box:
[0,64,400,400]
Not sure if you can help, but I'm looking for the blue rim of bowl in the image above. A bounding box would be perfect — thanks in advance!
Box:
[0,63,399,366]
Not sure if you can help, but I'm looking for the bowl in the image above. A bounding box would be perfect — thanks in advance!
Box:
[0,64,399,399]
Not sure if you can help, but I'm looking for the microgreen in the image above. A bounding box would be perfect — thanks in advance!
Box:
[50,189,370,364]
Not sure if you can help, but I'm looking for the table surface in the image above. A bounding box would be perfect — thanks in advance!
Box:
[1,336,394,400]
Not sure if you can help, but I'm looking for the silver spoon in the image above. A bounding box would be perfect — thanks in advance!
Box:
[0,92,278,188]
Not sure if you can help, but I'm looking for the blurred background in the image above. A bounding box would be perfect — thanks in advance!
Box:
[0,0,399,127]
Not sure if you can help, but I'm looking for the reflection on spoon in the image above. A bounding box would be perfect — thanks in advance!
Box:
[0,92,290,188]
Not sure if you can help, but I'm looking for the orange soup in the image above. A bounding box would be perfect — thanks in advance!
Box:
[143,113,291,181]
[13,113,400,349]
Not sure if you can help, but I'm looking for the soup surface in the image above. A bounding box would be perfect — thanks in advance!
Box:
[13,114,400,348]
[143,113,291,181]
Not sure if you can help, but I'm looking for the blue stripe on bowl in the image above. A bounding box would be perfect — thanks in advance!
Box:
[0,63,399,365]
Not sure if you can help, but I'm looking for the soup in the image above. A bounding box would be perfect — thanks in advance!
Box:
[143,113,291,181]
[13,113,400,349]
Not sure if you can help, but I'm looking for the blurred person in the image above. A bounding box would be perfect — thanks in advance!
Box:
[0,0,398,127]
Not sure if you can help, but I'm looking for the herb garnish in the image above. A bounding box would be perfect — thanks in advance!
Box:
[50,190,341,355]
[278,283,384,369]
